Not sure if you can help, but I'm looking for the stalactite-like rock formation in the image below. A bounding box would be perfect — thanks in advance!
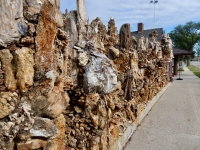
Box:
[0,0,173,150]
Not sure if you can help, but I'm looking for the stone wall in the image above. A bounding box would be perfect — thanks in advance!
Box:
[0,0,173,150]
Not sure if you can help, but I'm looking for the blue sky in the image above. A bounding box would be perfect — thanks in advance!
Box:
[60,0,200,34]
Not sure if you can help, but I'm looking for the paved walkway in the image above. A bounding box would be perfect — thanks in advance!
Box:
[125,65,200,150]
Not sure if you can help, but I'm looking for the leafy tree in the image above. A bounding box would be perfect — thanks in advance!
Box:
[195,41,200,57]
[169,21,200,52]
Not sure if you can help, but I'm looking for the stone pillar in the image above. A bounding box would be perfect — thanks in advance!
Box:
[65,9,68,15]
[174,57,178,76]
[119,24,131,50]
[65,11,78,49]
[76,0,87,21]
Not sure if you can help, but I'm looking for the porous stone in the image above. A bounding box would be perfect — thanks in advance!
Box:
[20,36,35,45]
[0,49,17,91]
[0,92,18,119]
[14,47,34,93]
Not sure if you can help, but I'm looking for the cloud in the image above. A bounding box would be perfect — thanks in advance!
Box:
[60,0,200,33]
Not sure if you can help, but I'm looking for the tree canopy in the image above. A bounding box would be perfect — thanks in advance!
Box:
[169,21,200,52]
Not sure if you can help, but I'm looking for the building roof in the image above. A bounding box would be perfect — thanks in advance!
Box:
[192,56,200,60]
[131,28,164,41]
[173,47,193,56]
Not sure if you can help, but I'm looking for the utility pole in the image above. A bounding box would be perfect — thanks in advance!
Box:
[150,0,158,29]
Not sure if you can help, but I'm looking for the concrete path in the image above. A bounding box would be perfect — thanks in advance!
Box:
[125,66,200,150]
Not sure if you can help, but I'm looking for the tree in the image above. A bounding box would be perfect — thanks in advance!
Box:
[169,21,200,52]
[195,41,200,57]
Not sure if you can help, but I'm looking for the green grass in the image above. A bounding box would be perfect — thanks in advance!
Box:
[187,65,200,78]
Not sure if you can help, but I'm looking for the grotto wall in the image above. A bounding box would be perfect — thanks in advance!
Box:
[0,0,173,150]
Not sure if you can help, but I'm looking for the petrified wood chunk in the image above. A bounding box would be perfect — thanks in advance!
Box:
[119,24,131,50]
[35,1,57,79]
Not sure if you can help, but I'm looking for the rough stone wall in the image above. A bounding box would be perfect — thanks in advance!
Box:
[0,0,69,149]
[0,0,173,150]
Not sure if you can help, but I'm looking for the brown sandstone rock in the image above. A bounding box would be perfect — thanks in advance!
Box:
[17,139,47,150]
[14,47,34,93]
[0,49,16,91]
[47,114,66,150]
[0,92,18,119]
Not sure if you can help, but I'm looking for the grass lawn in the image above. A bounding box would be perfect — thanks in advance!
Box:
[187,65,200,78]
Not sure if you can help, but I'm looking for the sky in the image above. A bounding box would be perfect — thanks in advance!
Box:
[60,0,200,34]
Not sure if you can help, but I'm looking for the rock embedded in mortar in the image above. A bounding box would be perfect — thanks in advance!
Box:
[0,0,27,44]
[1,101,34,149]
[119,24,131,50]
[76,40,87,49]
[24,0,44,15]
[0,49,17,91]
[20,36,35,45]
[0,92,18,119]
[109,46,120,58]
[47,114,66,150]
[14,47,34,93]
[35,0,57,79]
[30,81,70,119]
[30,117,59,139]
[83,49,117,94]
[17,139,47,150]
[78,51,89,67]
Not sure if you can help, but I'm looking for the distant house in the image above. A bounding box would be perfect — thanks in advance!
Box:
[131,23,164,41]
[192,56,200,61]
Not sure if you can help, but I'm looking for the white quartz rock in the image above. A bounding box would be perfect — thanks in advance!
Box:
[30,117,59,139]
[78,52,89,67]
[83,49,117,94]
